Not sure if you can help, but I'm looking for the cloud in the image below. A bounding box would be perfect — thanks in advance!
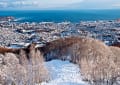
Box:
[112,3,120,7]
[0,0,83,9]
[0,2,8,8]
[11,1,38,7]
[0,0,120,9]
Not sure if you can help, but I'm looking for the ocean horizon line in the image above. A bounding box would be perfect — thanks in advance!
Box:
[0,10,120,23]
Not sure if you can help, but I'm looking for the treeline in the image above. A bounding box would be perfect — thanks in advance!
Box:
[0,37,120,85]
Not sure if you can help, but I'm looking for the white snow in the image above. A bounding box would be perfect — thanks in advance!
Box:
[41,60,88,85]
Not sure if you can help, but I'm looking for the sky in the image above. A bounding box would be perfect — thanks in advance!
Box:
[0,0,120,10]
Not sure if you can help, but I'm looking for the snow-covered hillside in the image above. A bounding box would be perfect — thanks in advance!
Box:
[41,60,88,85]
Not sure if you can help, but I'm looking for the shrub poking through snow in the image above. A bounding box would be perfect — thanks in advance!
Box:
[0,53,26,85]
[0,44,49,85]
[110,46,120,85]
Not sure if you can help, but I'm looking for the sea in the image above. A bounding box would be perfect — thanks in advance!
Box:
[0,10,120,23]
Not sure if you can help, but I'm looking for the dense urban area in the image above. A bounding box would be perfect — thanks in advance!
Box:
[0,16,120,48]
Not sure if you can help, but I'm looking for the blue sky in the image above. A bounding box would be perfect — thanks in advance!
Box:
[0,0,120,10]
